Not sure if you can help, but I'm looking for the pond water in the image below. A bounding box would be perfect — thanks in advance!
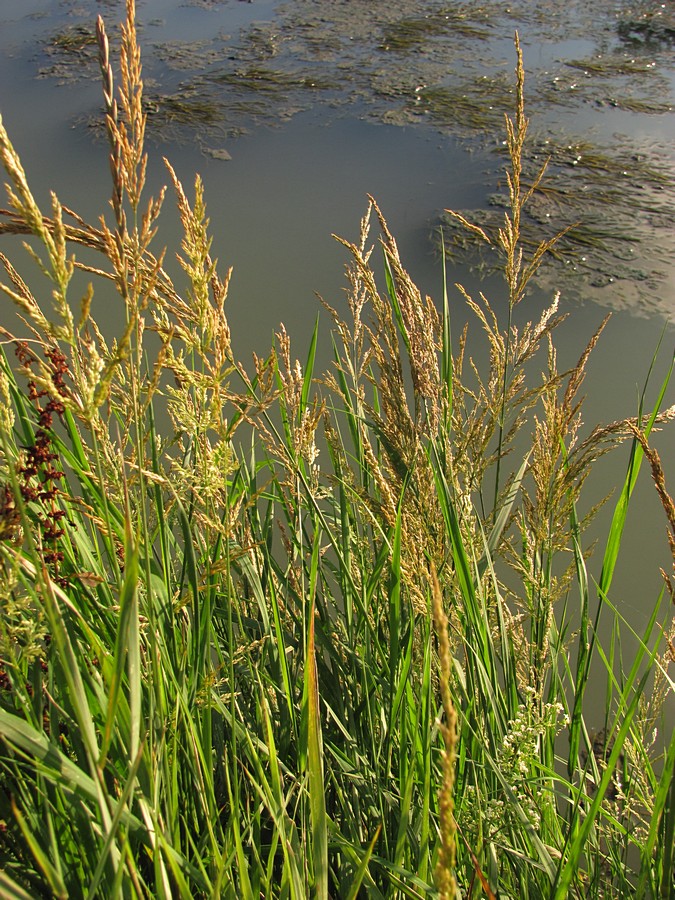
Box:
[0,0,674,722]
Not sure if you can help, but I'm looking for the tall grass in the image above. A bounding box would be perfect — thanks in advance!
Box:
[0,3,673,897]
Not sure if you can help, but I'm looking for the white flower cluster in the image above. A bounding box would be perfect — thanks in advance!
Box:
[496,694,566,827]
[456,692,568,842]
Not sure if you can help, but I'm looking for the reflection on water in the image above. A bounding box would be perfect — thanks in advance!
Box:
[0,0,673,723]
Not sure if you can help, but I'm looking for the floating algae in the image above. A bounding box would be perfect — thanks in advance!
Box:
[565,55,658,77]
[148,93,225,127]
[212,65,338,95]
[153,39,228,72]
[380,6,493,52]
[47,24,97,54]
[238,24,284,62]
[38,23,101,82]
[539,51,673,114]
[617,0,675,46]
[414,74,516,132]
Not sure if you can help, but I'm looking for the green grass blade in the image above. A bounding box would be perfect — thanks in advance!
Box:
[100,519,139,766]
[553,590,665,897]
[85,741,146,900]
[305,604,328,900]
[382,248,411,357]
[478,450,530,580]
[0,711,107,809]
[562,438,591,779]
[387,495,404,734]
[258,699,305,899]
[600,350,674,594]
[345,826,381,900]
[658,744,675,899]
[225,764,255,900]
[11,798,68,899]
[440,228,453,406]
[637,722,675,897]
[0,870,36,900]
[300,313,320,420]
[171,486,204,697]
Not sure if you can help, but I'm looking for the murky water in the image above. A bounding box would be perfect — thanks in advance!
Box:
[0,0,674,720]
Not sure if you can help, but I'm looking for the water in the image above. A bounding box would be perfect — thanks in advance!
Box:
[0,0,673,726]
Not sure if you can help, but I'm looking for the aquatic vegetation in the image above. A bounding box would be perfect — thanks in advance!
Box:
[46,23,98,55]
[617,0,675,46]
[0,5,674,898]
[152,38,227,71]
[380,6,493,51]
[146,90,225,127]
[607,94,674,113]
[239,23,284,62]
[565,54,660,77]
[214,65,338,95]
[38,23,102,83]
[440,134,675,302]
[540,56,673,115]
[415,73,516,131]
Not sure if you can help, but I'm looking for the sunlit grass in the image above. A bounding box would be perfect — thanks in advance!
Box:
[0,3,673,897]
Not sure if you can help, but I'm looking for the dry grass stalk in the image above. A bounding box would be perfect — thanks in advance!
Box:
[627,424,675,597]
[431,564,458,899]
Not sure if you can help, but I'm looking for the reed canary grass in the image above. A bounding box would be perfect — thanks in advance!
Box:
[0,8,672,898]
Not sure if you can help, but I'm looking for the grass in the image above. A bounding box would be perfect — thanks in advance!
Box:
[414,75,516,133]
[380,8,492,52]
[0,2,674,897]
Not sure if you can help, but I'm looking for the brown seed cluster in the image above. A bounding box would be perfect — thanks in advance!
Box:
[0,482,20,541]
[13,341,70,587]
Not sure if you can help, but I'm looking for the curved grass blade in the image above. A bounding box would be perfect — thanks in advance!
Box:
[300,313,320,421]
[637,724,675,897]
[553,589,664,897]
[0,710,143,833]
[345,826,382,900]
[600,349,674,594]
[11,798,67,899]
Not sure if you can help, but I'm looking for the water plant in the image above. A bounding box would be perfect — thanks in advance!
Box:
[439,133,675,298]
[0,3,673,897]
[380,7,492,52]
